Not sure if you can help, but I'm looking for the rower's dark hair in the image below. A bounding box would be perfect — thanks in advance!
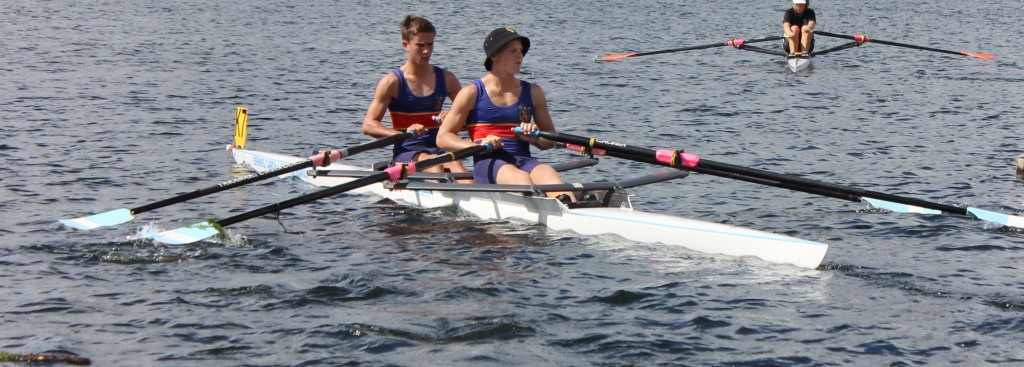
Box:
[400,15,436,41]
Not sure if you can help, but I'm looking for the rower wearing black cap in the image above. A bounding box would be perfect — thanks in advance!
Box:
[437,27,575,202]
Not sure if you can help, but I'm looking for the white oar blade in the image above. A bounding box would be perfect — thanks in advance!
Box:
[59,208,134,230]
[862,197,942,215]
[967,208,1024,229]
[147,222,221,245]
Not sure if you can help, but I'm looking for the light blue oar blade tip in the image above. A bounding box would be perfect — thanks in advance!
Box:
[59,208,134,230]
[862,197,942,215]
[148,222,221,245]
[967,208,1024,228]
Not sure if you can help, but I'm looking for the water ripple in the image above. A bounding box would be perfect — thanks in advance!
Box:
[5,0,1024,365]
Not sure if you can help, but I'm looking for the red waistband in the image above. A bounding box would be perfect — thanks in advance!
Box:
[467,123,518,140]
[389,112,441,129]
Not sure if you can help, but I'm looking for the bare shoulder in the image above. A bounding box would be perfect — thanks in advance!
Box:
[374,71,400,96]
[456,83,479,100]
[443,70,462,88]
[379,70,399,85]
[529,82,547,100]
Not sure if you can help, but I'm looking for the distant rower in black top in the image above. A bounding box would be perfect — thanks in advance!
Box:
[783,0,816,55]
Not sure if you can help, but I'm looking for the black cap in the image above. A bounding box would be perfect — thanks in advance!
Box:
[483,27,530,71]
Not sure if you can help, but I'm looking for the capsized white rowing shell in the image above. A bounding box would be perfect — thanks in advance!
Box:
[228,145,829,269]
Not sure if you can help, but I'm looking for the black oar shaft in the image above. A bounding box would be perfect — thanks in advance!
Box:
[214,145,485,228]
[334,132,414,158]
[872,39,960,55]
[540,131,967,215]
[130,133,412,215]
[632,36,782,57]
[696,159,967,215]
[217,172,389,227]
[634,43,721,57]
[690,164,863,202]
[745,36,785,43]
[132,160,314,214]
[810,41,862,57]
[736,45,788,57]
[814,31,961,56]
[544,132,659,159]
[569,140,864,203]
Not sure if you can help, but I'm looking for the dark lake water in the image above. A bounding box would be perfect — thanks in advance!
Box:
[4,0,1024,365]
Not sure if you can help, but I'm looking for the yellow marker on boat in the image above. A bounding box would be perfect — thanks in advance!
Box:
[234,106,248,149]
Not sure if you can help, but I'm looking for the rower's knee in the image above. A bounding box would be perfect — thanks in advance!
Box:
[530,165,575,200]
[529,164,563,185]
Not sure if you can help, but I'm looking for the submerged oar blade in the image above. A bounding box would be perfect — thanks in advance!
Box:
[149,222,222,245]
[967,208,1024,229]
[862,197,942,215]
[59,208,134,230]
[600,52,637,61]
[962,52,995,60]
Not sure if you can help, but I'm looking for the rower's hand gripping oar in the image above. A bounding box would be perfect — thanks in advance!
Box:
[58,132,416,231]
[517,129,1024,229]
[146,144,488,245]
[813,30,995,60]
[599,36,783,61]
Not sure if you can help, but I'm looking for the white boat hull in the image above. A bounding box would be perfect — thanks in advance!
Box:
[228,146,828,269]
[787,56,811,72]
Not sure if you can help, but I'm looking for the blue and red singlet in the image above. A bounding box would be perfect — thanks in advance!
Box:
[388,66,448,162]
[465,79,542,183]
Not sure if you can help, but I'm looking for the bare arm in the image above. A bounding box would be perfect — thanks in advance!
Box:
[519,83,557,150]
[361,73,405,138]
[437,84,481,151]
[432,70,463,123]
[444,70,462,102]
